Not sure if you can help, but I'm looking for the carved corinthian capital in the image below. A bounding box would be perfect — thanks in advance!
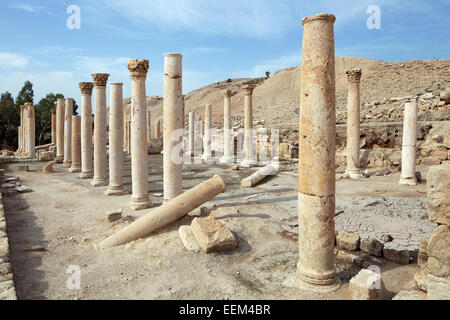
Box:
[79,82,94,94]
[346,69,362,83]
[128,59,149,79]
[91,73,110,87]
[241,84,255,96]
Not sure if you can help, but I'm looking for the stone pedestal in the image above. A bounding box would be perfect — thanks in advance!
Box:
[79,82,94,179]
[399,99,418,186]
[240,84,257,168]
[25,102,35,158]
[106,83,127,196]
[69,116,81,173]
[295,13,340,293]
[91,73,109,187]
[128,60,151,210]
[163,53,184,202]
[220,90,234,164]
[202,104,213,162]
[51,109,56,144]
[63,98,73,168]
[55,98,65,163]
[345,69,363,179]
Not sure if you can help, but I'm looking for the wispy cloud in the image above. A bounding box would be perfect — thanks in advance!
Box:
[0,52,29,68]
[12,4,44,13]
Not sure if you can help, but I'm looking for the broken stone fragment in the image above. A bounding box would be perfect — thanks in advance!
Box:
[336,232,360,251]
[426,163,450,225]
[392,290,426,300]
[190,216,237,253]
[178,225,200,253]
[105,209,122,223]
[42,162,53,173]
[348,269,387,300]
[16,185,33,193]
[383,247,410,265]
[427,274,450,300]
[360,238,383,257]
[426,225,450,279]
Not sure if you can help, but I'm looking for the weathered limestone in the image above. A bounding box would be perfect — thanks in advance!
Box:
[106,83,127,196]
[345,69,363,179]
[42,162,53,173]
[147,110,152,143]
[63,98,73,168]
[202,104,213,162]
[220,90,234,164]
[128,60,151,210]
[17,126,22,153]
[399,99,418,185]
[91,73,110,187]
[18,105,24,153]
[20,105,26,155]
[51,109,56,144]
[190,216,237,253]
[188,111,195,156]
[55,98,65,163]
[68,116,81,173]
[25,102,35,158]
[79,82,94,179]
[154,119,161,139]
[240,84,257,168]
[241,162,279,188]
[96,174,226,249]
[348,269,387,300]
[426,163,450,225]
[178,225,200,253]
[336,231,360,251]
[295,13,340,292]
[163,53,184,201]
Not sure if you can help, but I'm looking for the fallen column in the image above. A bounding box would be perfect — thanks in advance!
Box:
[55,98,65,163]
[79,82,94,179]
[241,162,279,188]
[69,115,81,173]
[128,59,151,210]
[220,90,234,164]
[91,73,110,187]
[202,104,213,162]
[25,102,35,158]
[296,13,340,292]
[63,98,73,168]
[106,82,126,196]
[163,53,184,201]
[95,174,226,249]
[240,84,257,168]
[345,69,363,179]
[399,98,418,186]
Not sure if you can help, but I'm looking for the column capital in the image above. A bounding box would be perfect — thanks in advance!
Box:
[24,102,34,108]
[79,82,94,94]
[301,13,336,25]
[224,89,232,97]
[128,59,149,79]
[91,73,110,87]
[241,84,255,95]
[346,69,362,83]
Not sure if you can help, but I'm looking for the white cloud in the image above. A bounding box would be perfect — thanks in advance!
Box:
[12,4,44,13]
[0,52,29,68]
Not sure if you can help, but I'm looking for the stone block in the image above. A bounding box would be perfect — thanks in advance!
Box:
[348,269,387,300]
[105,209,122,223]
[16,185,33,193]
[178,225,200,253]
[336,232,360,251]
[42,162,53,173]
[427,225,450,278]
[190,216,237,253]
[360,238,383,257]
[392,290,426,300]
[427,274,450,300]
[39,151,54,161]
[427,163,450,225]
[18,165,29,172]
[383,247,410,265]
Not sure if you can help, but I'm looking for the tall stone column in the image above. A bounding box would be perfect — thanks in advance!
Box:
[220,90,234,164]
[188,111,195,156]
[128,59,151,210]
[345,69,363,179]
[25,102,35,158]
[123,111,128,152]
[17,126,22,153]
[18,105,24,152]
[21,105,28,156]
[240,84,257,168]
[51,108,56,144]
[127,115,131,155]
[106,83,127,196]
[55,99,65,162]
[69,116,81,173]
[154,119,161,139]
[63,98,73,168]
[79,82,94,179]
[91,73,110,187]
[399,98,418,186]
[147,109,152,143]
[163,53,184,201]
[202,104,213,162]
[296,13,340,292]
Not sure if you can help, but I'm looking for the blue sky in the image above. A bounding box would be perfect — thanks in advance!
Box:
[0,0,449,108]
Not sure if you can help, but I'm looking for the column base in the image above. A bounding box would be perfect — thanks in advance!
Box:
[219,155,235,164]
[90,178,108,187]
[240,158,257,168]
[286,272,341,293]
[68,166,81,173]
[399,176,417,186]
[105,186,128,196]
[62,160,71,168]
[129,196,152,211]
[55,156,64,163]
[79,171,93,179]
[344,169,363,179]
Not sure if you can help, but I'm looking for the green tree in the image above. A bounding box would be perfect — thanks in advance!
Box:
[35,93,65,145]
[15,80,34,108]
[0,91,18,149]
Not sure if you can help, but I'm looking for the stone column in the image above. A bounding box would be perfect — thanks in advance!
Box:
[399,99,418,186]
[345,69,363,179]
[18,105,24,152]
[123,111,128,152]
[163,53,184,201]
[106,83,126,196]
[55,98,65,162]
[79,82,94,179]
[220,90,234,164]
[91,73,110,187]
[147,109,152,143]
[63,98,73,168]
[69,116,81,173]
[21,105,28,156]
[127,115,132,155]
[188,111,195,156]
[202,104,213,162]
[51,108,56,144]
[154,119,161,139]
[240,84,257,168]
[128,59,151,210]
[17,126,22,153]
[296,13,340,292]
[25,102,35,158]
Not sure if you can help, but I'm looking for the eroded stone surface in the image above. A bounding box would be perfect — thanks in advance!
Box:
[178,225,200,253]
[348,269,387,300]
[336,232,360,251]
[190,216,237,253]
[426,163,450,225]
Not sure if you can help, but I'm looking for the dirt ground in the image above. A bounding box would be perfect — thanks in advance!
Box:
[1,156,430,300]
